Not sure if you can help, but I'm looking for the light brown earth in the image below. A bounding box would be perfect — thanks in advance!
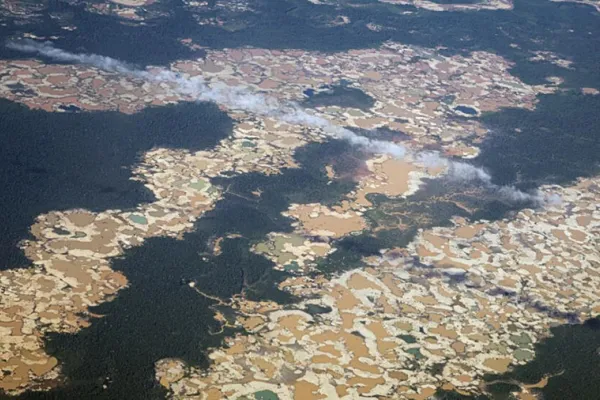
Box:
[0,40,578,396]
[311,0,514,12]
[158,176,600,399]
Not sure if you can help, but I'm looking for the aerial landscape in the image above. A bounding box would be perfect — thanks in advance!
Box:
[0,0,598,399]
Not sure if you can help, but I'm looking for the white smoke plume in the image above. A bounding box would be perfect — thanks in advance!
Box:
[7,40,137,74]
[7,39,553,206]
[416,151,552,204]
[417,151,492,184]
[7,40,409,160]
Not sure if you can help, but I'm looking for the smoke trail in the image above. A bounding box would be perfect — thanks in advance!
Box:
[417,151,492,184]
[7,40,409,158]
[416,151,553,204]
[6,39,553,205]
[7,40,137,74]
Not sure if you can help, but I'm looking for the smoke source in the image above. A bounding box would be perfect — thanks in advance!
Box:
[6,39,556,206]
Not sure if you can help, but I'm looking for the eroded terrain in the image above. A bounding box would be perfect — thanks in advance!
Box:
[309,0,514,12]
[0,26,597,400]
[156,176,599,400]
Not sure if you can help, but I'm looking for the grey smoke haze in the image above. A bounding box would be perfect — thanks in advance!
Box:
[7,39,556,206]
